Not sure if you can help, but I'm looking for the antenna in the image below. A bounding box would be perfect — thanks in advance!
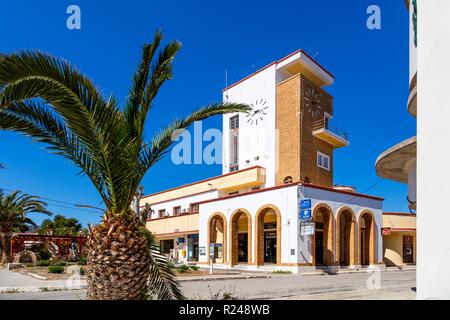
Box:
[225,69,229,100]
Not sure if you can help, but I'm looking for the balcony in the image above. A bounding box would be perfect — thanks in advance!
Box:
[312,119,349,148]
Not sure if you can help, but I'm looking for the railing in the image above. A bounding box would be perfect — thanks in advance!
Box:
[313,119,349,141]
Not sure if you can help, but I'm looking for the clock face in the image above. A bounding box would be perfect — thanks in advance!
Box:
[246,98,269,126]
[304,87,322,117]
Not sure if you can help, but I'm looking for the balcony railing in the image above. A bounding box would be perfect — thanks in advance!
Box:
[313,119,349,141]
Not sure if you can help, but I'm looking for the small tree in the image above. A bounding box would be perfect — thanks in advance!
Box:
[0,190,51,264]
[38,214,84,236]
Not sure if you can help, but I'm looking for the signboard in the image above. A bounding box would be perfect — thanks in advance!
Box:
[209,243,216,257]
[199,247,206,256]
[300,199,312,209]
[381,228,391,236]
[177,237,185,243]
[299,209,312,221]
[300,222,315,236]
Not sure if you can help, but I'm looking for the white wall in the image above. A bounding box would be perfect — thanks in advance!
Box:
[197,184,383,269]
[417,0,450,300]
[198,185,299,266]
[301,185,384,263]
[222,65,277,187]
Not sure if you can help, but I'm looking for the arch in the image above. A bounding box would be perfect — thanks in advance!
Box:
[311,203,335,266]
[358,210,377,266]
[336,207,357,266]
[254,204,282,266]
[207,212,227,264]
[230,209,252,265]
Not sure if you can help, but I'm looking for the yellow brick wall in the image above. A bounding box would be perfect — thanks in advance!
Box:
[276,74,334,187]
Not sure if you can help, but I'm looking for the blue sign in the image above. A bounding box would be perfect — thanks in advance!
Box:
[300,199,311,209]
[300,209,312,221]
[177,237,185,243]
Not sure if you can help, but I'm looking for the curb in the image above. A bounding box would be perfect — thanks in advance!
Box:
[178,275,271,282]
[0,284,87,294]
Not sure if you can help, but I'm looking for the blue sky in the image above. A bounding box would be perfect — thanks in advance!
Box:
[0,0,415,226]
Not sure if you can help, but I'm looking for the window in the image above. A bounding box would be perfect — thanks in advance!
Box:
[317,152,330,171]
[229,115,239,172]
[160,240,174,254]
[324,113,332,130]
[283,176,293,184]
[158,209,166,218]
[251,186,261,191]
[228,191,239,196]
[173,206,181,215]
[189,203,199,213]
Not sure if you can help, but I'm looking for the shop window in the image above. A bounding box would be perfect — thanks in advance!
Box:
[160,239,174,254]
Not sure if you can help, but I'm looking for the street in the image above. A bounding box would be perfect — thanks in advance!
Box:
[0,270,416,300]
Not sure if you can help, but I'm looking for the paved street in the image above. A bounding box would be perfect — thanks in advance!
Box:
[0,270,416,300]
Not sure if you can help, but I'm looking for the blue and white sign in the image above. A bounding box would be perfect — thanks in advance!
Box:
[300,199,311,209]
[300,209,312,221]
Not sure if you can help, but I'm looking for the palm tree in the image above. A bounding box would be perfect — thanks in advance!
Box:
[0,190,51,264]
[0,30,249,299]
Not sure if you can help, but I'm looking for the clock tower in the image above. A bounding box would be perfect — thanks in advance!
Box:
[222,50,349,188]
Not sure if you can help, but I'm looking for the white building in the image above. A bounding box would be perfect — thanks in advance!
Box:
[144,50,384,273]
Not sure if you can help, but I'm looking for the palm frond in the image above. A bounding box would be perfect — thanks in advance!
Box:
[140,101,250,169]
[140,228,184,300]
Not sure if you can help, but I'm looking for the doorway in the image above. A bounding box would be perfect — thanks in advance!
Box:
[314,223,324,265]
[238,233,248,263]
[403,235,414,264]
[264,231,277,263]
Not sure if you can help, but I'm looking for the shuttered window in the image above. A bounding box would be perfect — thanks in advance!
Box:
[229,115,239,172]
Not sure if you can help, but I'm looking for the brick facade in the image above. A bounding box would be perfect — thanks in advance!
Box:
[276,74,334,187]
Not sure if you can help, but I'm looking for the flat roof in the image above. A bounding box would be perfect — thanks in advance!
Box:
[222,49,335,92]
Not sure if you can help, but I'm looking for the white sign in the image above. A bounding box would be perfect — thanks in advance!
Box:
[300,222,315,236]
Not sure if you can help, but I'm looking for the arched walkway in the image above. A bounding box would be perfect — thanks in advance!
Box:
[254,205,281,266]
[312,204,335,266]
[358,210,377,266]
[207,213,227,264]
[230,209,252,265]
[336,207,356,266]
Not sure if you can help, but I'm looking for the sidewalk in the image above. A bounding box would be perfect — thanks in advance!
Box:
[178,272,271,282]
[0,269,86,293]
[0,268,270,293]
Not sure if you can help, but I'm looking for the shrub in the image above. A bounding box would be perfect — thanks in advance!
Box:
[190,265,200,271]
[48,266,64,274]
[52,260,67,267]
[272,270,292,274]
[70,266,85,276]
[36,248,52,261]
[76,258,87,265]
[177,264,190,273]
[37,260,51,267]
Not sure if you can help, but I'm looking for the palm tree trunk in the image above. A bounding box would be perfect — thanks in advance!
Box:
[86,216,150,300]
[0,232,12,264]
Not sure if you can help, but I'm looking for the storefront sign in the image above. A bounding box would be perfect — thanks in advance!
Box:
[381,227,391,236]
[199,247,206,256]
[177,237,185,243]
[300,222,315,236]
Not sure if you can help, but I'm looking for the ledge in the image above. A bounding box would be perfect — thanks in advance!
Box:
[375,136,417,183]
